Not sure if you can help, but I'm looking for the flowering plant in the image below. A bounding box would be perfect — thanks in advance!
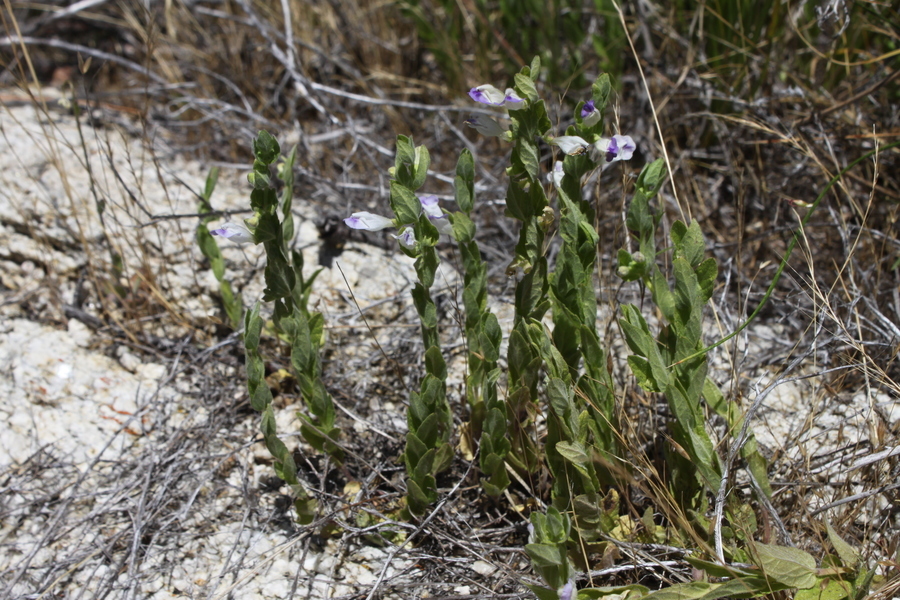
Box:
[220,57,855,600]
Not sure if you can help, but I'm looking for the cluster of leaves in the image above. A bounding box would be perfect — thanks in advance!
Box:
[449,150,506,496]
[390,136,457,517]
[240,131,342,523]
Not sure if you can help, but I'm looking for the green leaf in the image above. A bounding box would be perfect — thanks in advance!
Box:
[637,158,667,198]
[514,72,539,103]
[825,521,860,568]
[433,442,454,473]
[795,579,851,600]
[201,166,219,211]
[416,413,440,448]
[526,585,558,600]
[247,170,271,190]
[395,135,415,171]
[413,248,439,290]
[253,130,280,164]
[695,258,718,302]
[481,314,501,361]
[390,181,421,225]
[221,280,242,329]
[425,345,447,381]
[556,441,590,466]
[517,137,541,181]
[685,556,757,579]
[626,194,654,237]
[525,543,565,568]
[578,585,650,599]
[628,355,661,393]
[755,543,819,589]
[412,144,430,190]
[254,210,280,243]
[672,257,701,336]
[671,220,706,268]
[406,478,435,516]
[449,212,476,244]
[641,582,715,600]
[853,567,875,600]
[455,148,475,211]
[196,227,224,278]
[592,73,612,112]
[244,302,263,350]
[547,377,574,419]
[404,430,428,467]
[529,55,541,80]
[619,304,670,389]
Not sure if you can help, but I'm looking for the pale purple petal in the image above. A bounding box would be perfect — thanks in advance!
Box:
[549,135,589,156]
[558,579,576,600]
[210,222,254,244]
[344,211,394,231]
[611,134,636,161]
[503,88,526,110]
[465,115,507,137]
[468,84,506,105]
[392,226,416,249]
[591,135,636,163]
[418,195,443,219]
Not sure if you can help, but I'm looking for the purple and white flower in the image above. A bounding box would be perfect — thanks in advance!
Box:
[464,115,508,138]
[468,84,526,110]
[549,135,590,156]
[210,222,254,244]
[419,194,452,235]
[392,226,416,249]
[343,211,395,231]
[580,100,601,126]
[591,135,636,163]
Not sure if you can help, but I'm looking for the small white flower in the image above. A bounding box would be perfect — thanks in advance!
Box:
[418,195,443,219]
[210,222,254,244]
[548,161,564,189]
[549,135,590,156]
[469,84,506,105]
[343,211,395,231]
[419,195,453,236]
[392,226,416,249]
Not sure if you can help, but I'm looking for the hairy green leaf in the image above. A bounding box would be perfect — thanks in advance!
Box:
[755,543,819,589]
